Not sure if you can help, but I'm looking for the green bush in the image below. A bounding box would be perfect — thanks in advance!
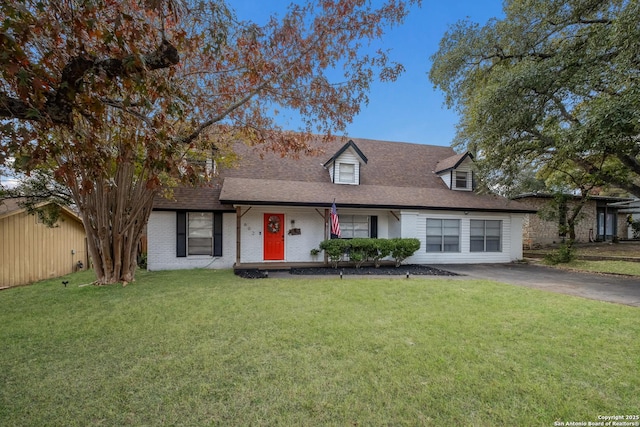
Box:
[319,239,350,268]
[389,238,421,267]
[348,238,380,268]
[544,242,576,265]
[372,238,393,267]
[318,238,421,268]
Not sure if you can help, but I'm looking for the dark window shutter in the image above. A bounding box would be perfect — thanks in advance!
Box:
[176,211,187,257]
[213,212,223,257]
[370,216,378,238]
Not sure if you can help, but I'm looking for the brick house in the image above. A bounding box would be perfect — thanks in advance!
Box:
[148,137,534,270]
[512,193,632,249]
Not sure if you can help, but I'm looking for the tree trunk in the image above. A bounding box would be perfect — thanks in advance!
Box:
[566,195,589,249]
[65,161,157,285]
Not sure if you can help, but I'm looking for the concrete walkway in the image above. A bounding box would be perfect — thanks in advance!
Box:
[432,262,640,307]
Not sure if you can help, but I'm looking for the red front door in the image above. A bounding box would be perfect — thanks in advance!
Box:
[264,213,285,260]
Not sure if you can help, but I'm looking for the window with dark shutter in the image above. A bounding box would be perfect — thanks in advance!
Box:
[177,211,223,257]
[188,212,213,255]
[213,212,223,256]
[176,212,187,257]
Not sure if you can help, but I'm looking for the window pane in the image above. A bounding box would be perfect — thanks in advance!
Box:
[443,219,460,236]
[486,237,501,252]
[188,238,212,255]
[338,215,369,238]
[486,221,501,236]
[470,238,484,252]
[426,218,460,252]
[426,236,442,252]
[456,171,468,188]
[353,229,369,238]
[469,220,502,252]
[426,219,442,236]
[443,235,459,252]
[188,212,213,255]
[339,163,355,183]
[470,220,484,236]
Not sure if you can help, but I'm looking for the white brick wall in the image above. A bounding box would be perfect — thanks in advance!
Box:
[147,211,236,270]
[237,207,327,263]
[147,207,525,269]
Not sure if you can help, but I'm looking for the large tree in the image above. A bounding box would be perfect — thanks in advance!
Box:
[0,0,419,284]
[429,0,640,198]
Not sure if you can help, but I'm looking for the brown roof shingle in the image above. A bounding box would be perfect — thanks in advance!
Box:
[154,136,533,213]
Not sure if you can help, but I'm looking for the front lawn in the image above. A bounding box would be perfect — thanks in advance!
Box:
[560,260,640,276]
[1,269,639,426]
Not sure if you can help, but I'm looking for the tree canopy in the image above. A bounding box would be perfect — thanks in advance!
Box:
[0,0,420,284]
[429,0,640,198]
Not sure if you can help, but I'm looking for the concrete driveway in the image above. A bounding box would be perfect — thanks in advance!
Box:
[432,263,640,307]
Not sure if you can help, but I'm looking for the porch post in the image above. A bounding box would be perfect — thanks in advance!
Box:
[324,208,329,265]
[236,206,241,266]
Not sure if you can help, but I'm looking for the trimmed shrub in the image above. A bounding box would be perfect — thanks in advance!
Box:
[372,238,393,267]
[319,239,350,268]
[389,238,421,267]
[349,238,379,268]
[318,238,421,268]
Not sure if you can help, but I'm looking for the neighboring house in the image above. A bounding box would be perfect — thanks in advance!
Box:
[0,198,87,287]
[513,193,632,248]
[608,198,640,239]
[148,137,535,270]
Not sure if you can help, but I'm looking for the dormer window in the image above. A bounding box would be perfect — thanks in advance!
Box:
[434,152,475,191]
[338,163,355,183]
[324,140,368,185]
[455,171,468,189]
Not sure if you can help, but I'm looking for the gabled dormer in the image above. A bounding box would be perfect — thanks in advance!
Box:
[434,152,475,191]
[323,140,368,185]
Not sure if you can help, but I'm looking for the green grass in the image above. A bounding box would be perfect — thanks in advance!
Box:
[1,269,639,426]
[560,260,640,276]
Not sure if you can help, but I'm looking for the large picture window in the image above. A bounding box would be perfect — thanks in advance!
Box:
[426,219,460,252]
[188,212,213,255]
[470,220,502,252]
[339,215,370,238]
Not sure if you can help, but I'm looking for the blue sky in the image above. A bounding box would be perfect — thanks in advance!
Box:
[234,0,506,147]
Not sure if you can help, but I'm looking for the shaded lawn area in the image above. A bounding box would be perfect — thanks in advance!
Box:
[1,269,639,426]
[559,260,640,276]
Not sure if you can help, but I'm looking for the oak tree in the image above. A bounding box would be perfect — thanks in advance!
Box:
[1,0,419,284]
[429,0,640,199]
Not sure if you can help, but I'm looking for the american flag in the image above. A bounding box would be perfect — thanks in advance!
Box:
[330,202,341,238]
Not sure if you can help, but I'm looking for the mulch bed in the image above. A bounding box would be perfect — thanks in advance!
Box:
[235,264,458,279]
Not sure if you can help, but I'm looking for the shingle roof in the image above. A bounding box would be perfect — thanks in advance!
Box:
[220,177,533,212]
[153,136,533,213]
[323,139,368,167]
[152,179,233,211]
[434,152,473,174]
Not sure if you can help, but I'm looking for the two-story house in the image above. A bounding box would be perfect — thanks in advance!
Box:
[147,137,534,270]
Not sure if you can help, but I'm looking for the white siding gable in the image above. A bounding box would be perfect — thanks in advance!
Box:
[437,157,474,191]
[402,210,524,264]
[327,148,362,185]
